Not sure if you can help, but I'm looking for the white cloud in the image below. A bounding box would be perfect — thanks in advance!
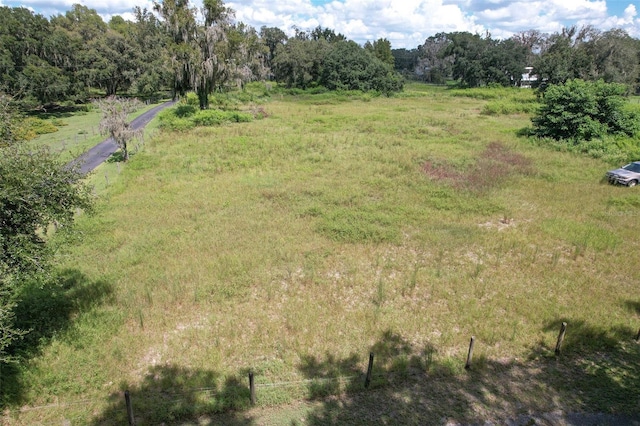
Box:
[227,0,639,48]
[231,0,486,47]
[3,0,640,48]
[581,4,640,37]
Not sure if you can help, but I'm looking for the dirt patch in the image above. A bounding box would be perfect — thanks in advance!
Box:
[423,142,533,192]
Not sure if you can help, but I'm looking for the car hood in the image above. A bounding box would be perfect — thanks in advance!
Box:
[608,168,639,177]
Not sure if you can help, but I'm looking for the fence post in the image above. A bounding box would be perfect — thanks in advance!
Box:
[465,336,475,370]
[555,322,567,355]
[364,352,374,388]
[124,390,135,426]
[249,371,256,406]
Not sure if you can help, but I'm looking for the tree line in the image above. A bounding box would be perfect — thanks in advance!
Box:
[393,27,640,92]
[2,1,640,109]
[0,1,402,109]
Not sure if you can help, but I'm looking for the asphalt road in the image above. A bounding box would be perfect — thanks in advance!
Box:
[71,100,176,175]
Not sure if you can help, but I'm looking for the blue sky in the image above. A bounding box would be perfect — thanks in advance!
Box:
[2,0,639,48]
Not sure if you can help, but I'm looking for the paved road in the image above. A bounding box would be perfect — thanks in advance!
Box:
[71,100,176,175]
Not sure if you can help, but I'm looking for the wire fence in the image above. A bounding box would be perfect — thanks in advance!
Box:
[3,352,392,424]
[4,321,639,425]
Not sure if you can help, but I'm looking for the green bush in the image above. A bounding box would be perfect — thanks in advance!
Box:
[173,104,198,118]
[192,109,227,126]
[157,109,196,131]
[229,111,253,123]
[50,118,67,127]
[158,107,253,130]
[23,117,59,135]
[532,79,639,141]
[184,92,200,106]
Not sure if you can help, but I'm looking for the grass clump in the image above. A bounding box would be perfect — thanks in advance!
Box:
[526,134,640,165]
[447,86,540,115]
[481,99,539,115]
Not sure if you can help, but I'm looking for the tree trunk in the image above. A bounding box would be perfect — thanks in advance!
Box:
[197,87,208,110]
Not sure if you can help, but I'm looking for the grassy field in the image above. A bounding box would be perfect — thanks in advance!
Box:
[3,83,640,425]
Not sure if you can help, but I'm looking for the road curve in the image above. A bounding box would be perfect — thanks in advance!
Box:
[71,100,176,175]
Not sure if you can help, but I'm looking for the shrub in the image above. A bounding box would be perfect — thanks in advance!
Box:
[229,111,253,123]
[531,79,639,141]
[184,92,200,106]
[157,109,196,131]
[23,118,59,135]
[173,104,198,118]
[158,107,253,130]
[192,109,227,126]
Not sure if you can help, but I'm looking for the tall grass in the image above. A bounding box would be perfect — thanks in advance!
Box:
[5,83,640,423]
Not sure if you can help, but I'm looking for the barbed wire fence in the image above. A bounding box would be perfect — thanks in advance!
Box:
[3,321,639,425]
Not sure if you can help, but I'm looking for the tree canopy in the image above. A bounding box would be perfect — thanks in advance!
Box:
[398,25,640,92]
[1,2,640,104]
[321,40,403,93]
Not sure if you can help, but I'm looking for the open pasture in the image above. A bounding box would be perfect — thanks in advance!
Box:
[4,84,640,424]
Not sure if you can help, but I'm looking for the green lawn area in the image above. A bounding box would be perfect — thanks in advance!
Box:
[3,84,640,425]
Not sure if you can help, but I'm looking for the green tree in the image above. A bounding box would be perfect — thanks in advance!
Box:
[260,26,288,77]
[309,26,346,43]
[533,26,596,90]
[50,4,109,98]
[0,96,93,362]
[531,79,639,141]
[0,7,71,105]
[441,32,527,87]
[229,22,268,87]
[131,7,172,98]
[155,0,262,108]
[483,38,528,86]
[192,3,234,108]
[442,32,489,87]
[45,20,86,102]
[0,94,20,146]
[417,32,453,83]
[272,37,330,89]
[511,29,547,66]
[93,27,140,96]
[364,38,394,67]
[586,29,640,92]
[21,56,70,104]
[320,40,403,93]
[391,48,419,74]
[153,0,199,99]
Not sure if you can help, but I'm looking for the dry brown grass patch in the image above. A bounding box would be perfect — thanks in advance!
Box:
[423,141,533,192]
